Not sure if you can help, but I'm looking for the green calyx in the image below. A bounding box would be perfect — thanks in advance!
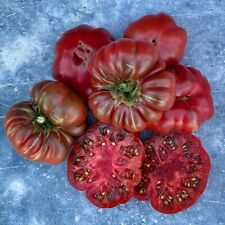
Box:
[33,106,54,136]
[106,80,140,104]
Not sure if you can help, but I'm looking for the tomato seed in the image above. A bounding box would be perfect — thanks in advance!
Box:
[192,155,202,164]
[120,185,129,193]
[121,146,140,158]
[182,143,189,151]
[98,141,106,146]
[187,163,197,173]
[143,163,156,172]
[99,125,111,136]
[176,190,189,202]
[164,200,169,205]
[139,188,146,194]
[145,144,155,152]
[183,177,200,189]
[160,194,165,200]
[93,192,105,201]
[145,144,159,164]
[80,137,93,149]
[184,152,193,158]
[158,146,168,161]
[73,154,87,167]
[163,136,178,151]
[107,191,116,201]
[74,168,92,182]
[156,181,163,194]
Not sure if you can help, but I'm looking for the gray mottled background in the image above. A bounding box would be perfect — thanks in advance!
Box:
[0,0,225,225]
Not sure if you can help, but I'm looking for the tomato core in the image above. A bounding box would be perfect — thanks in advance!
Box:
[154,160,184,181]
[96,147,113,175]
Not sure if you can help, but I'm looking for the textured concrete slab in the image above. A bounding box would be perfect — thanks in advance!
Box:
[0,0,225,224]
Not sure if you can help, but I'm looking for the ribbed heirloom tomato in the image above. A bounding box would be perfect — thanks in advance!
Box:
[134,133,211,214]
[4,81,87,164]
[88,39,176,132]
[148,65,214,133]
[67,123,145,208]
[124,13,187,65]
[53,25,115,100]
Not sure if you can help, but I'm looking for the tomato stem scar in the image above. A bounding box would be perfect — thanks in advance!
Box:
[36,116,46,124]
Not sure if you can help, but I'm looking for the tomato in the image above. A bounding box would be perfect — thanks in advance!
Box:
[148,65,214,133]
[124,13,187,65]
[88,39,176,132]
[67,122,145,208]
[4,80,87,164]
[53,24,115,100]
[134,133,211,214]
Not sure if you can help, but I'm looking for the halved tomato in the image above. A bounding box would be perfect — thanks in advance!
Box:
[134,133,211,214]
[67,122,145,208]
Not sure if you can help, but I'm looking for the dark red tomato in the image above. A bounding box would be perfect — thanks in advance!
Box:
[148,65,214,133]
[4,80,87,164]
[88,39,176,132]
[134,133,211,214]
[67,123,145,208]
[53,25,115,100]
[124,13,187,65]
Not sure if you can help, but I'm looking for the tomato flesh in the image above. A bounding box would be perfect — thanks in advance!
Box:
[134,133,211,214]
[67,123,145,208]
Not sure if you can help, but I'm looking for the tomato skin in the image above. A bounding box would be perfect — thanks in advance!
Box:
[67,122,145,208]
[53,25,115,100]
[4,81,87,164]
[88,39,176,132]
[148,65,214,133]
[134,133,211,214]
[124,13,187,65]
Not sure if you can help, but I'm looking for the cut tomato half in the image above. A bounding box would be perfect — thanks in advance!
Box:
[134,133,211,214]
[67,122,145,208]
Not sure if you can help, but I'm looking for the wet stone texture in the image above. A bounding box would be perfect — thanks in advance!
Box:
[0,0,225,225]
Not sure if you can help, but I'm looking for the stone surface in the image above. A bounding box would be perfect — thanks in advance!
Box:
[0,0,225,224]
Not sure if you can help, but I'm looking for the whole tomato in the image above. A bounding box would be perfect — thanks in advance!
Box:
[88,39,176,132]
[124,13,187,65]
[53,25,115,100]
[148,65,214,133]
[4,80,87,164]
